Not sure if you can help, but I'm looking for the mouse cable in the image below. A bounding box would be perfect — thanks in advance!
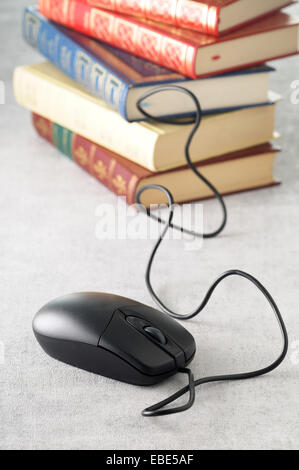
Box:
[134,86,288,417]
[136,85,227,240]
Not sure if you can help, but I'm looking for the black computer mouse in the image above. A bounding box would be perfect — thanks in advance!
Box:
[33,293,196,386]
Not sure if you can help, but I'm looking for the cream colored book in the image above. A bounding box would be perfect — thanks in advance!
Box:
[14,61,279,172]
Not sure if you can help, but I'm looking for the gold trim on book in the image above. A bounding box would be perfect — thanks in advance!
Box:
[112,174,127,195]
[127,175,139,204]
[88,143,97,171]
[74,145,89,166]
[93,160,108,180]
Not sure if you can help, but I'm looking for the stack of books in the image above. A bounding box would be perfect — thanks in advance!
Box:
[14,0,299,207]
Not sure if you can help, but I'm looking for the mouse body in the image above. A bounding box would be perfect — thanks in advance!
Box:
[33,293,196,386]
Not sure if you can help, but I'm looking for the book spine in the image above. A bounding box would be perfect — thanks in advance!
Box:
[80,0,220,35]
[13,64,159,170]
[32,113,140,204]
[23,7,130,119]
[38,0,198,77]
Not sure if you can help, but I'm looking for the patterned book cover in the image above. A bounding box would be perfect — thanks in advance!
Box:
[32,112,148,204]
[38,0,299,78]
[77,0,293,36]
[24,6,273,120]
[74,0,221,35]
[32,112,280,205]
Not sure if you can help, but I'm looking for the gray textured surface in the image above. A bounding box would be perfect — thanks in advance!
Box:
[1,0,299,450]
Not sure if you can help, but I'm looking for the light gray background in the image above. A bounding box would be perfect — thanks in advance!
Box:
[1,0,299,450]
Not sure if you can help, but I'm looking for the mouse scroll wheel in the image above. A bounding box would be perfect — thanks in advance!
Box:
[144,326,167,345]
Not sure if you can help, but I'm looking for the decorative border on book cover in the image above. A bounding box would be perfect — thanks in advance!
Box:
[83,0,220,35]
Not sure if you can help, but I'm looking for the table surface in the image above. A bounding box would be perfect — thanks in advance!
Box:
[1,0,299,451]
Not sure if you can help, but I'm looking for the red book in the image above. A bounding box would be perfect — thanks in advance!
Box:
[32,113,280,206]
[38,0,299,78]
[75,0,293,36]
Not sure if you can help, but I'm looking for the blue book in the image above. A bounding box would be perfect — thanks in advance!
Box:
[23,6,274,122]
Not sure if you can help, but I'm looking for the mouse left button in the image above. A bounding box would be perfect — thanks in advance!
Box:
[33,293,115,346]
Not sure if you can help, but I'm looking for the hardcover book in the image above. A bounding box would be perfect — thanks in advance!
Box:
[38,0,299,78]
[78,0,293,36]
[13,62,279,172]
[32,113,280,206]
[23,6,273,121]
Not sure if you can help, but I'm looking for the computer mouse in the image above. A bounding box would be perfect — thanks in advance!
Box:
[33,292,196,386]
